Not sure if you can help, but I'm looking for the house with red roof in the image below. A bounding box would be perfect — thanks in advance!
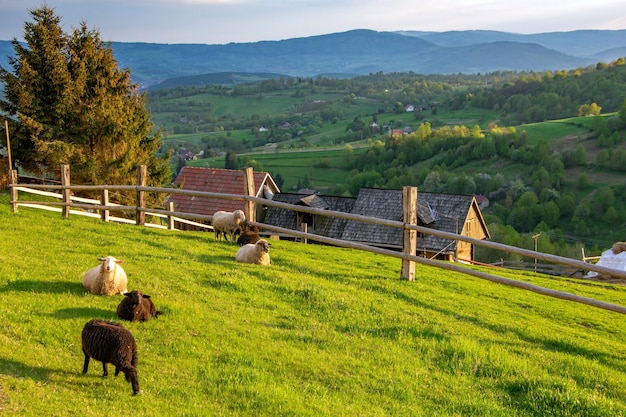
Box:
[167,167,280,229]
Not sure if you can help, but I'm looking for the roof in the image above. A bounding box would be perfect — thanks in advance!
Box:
[263,188,489,254]
[264,192,356,238]
[167,167,280,216]
[340,188,489,252]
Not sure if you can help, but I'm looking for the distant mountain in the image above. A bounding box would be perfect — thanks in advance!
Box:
[398,29,626,57]
[1,29,625,89]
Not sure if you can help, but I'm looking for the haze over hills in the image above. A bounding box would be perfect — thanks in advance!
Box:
[1,29,625,89]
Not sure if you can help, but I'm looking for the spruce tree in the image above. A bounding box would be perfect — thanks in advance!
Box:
[0,6,170,204]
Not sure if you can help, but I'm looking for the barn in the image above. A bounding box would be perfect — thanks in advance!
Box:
[263,188,490,262]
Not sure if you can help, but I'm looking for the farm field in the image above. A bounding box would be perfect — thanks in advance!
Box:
[189,146,369,191]
[1,192,626,416]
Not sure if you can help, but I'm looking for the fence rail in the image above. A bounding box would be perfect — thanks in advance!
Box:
[8,165,626,315]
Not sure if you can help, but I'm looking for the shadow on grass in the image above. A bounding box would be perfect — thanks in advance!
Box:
[0,280,82,294]
[51,307,116,320]
[197,253,236,265]
[0,356,76,384]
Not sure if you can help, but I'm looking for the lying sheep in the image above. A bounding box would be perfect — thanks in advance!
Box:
[81,319,141,395]
[82,256,128,296]
[235,239,271,265]
[117,290,162,322]
[213,210,246,242]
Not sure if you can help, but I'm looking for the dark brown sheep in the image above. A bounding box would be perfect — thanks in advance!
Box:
[237,230,261,246]
[81,319,141,395]
[117,290,162,322]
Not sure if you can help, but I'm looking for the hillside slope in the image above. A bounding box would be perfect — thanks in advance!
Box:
[1,193,626,416]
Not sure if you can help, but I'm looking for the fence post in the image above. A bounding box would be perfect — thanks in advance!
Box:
[168,202,175,230]
[401,186,418,281]
[101,189,110,222]
[243,167,256,224]
[9,169,18,213]
[136,165,147,226]
[301,222,308,244]
[61,164,71,218]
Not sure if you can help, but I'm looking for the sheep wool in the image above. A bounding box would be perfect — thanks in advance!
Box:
[117,290,162,322]
[235,239,271,265]
[213,210,246,242]
[81,319,141,395]
[237,230,261,246]
[82,256,128,296]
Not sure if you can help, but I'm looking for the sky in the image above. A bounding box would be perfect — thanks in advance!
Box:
[1,0,626,45]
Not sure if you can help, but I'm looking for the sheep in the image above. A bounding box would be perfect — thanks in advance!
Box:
[237,230,261,246]
[82,256,128,296]
[117,290,162,322]
[235,239,271,265]
[212,210,246,242]
[81,319,142,395]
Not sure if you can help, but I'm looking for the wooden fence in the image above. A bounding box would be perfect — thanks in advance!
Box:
[8,165,626,315]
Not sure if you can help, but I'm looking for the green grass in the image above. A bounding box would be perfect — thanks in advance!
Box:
[190,146,369,191]
[517,119,593,145]
[2,192,626,416]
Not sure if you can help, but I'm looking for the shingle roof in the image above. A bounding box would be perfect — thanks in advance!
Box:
[263,192,356,238]
[263,188,489,253]
[167,167,279,216]
[340,188,486,252]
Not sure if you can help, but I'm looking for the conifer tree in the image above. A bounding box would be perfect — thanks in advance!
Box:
[0,6,170,204]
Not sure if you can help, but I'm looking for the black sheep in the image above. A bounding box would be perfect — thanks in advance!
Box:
[81,319,142,395]
[117,290,162,322]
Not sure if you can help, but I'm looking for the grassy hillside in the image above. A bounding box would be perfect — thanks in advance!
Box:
[1,192,626,416]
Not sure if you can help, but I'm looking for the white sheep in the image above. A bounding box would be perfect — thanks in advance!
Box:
[82,256,128,296]
[235,239,271,265]
[212,210,246,242]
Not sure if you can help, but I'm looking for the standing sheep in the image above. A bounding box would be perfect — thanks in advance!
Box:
[212,210,246,242]
[117,290,162,322]
[81,319,141,395]
[235,239,271,265]
[82,256,128,296]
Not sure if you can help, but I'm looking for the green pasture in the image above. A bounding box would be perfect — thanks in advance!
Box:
[190,146,369,190]
[1,192,626,416]
[517,119,593,145]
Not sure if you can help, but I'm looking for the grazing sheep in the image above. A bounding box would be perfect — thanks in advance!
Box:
[212,210,246,242]
[82,256,128,296]
[237,230,261,246]
[81,319,141,395]
[235,239,271,265]
[117,290,162,322]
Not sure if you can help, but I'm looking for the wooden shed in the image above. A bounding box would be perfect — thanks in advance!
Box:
[263,188,490,262]
[341,188,490,261]
[167,167,280,229]
[263,192,356,239]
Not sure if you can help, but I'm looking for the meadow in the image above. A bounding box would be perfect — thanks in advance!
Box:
[1,192,626,416]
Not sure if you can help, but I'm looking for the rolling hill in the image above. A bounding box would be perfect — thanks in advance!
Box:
[4,29,622,89]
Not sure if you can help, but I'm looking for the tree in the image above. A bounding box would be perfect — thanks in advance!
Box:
[578,102,602,116]
[0,6,170,200]
[224,151,239,169]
